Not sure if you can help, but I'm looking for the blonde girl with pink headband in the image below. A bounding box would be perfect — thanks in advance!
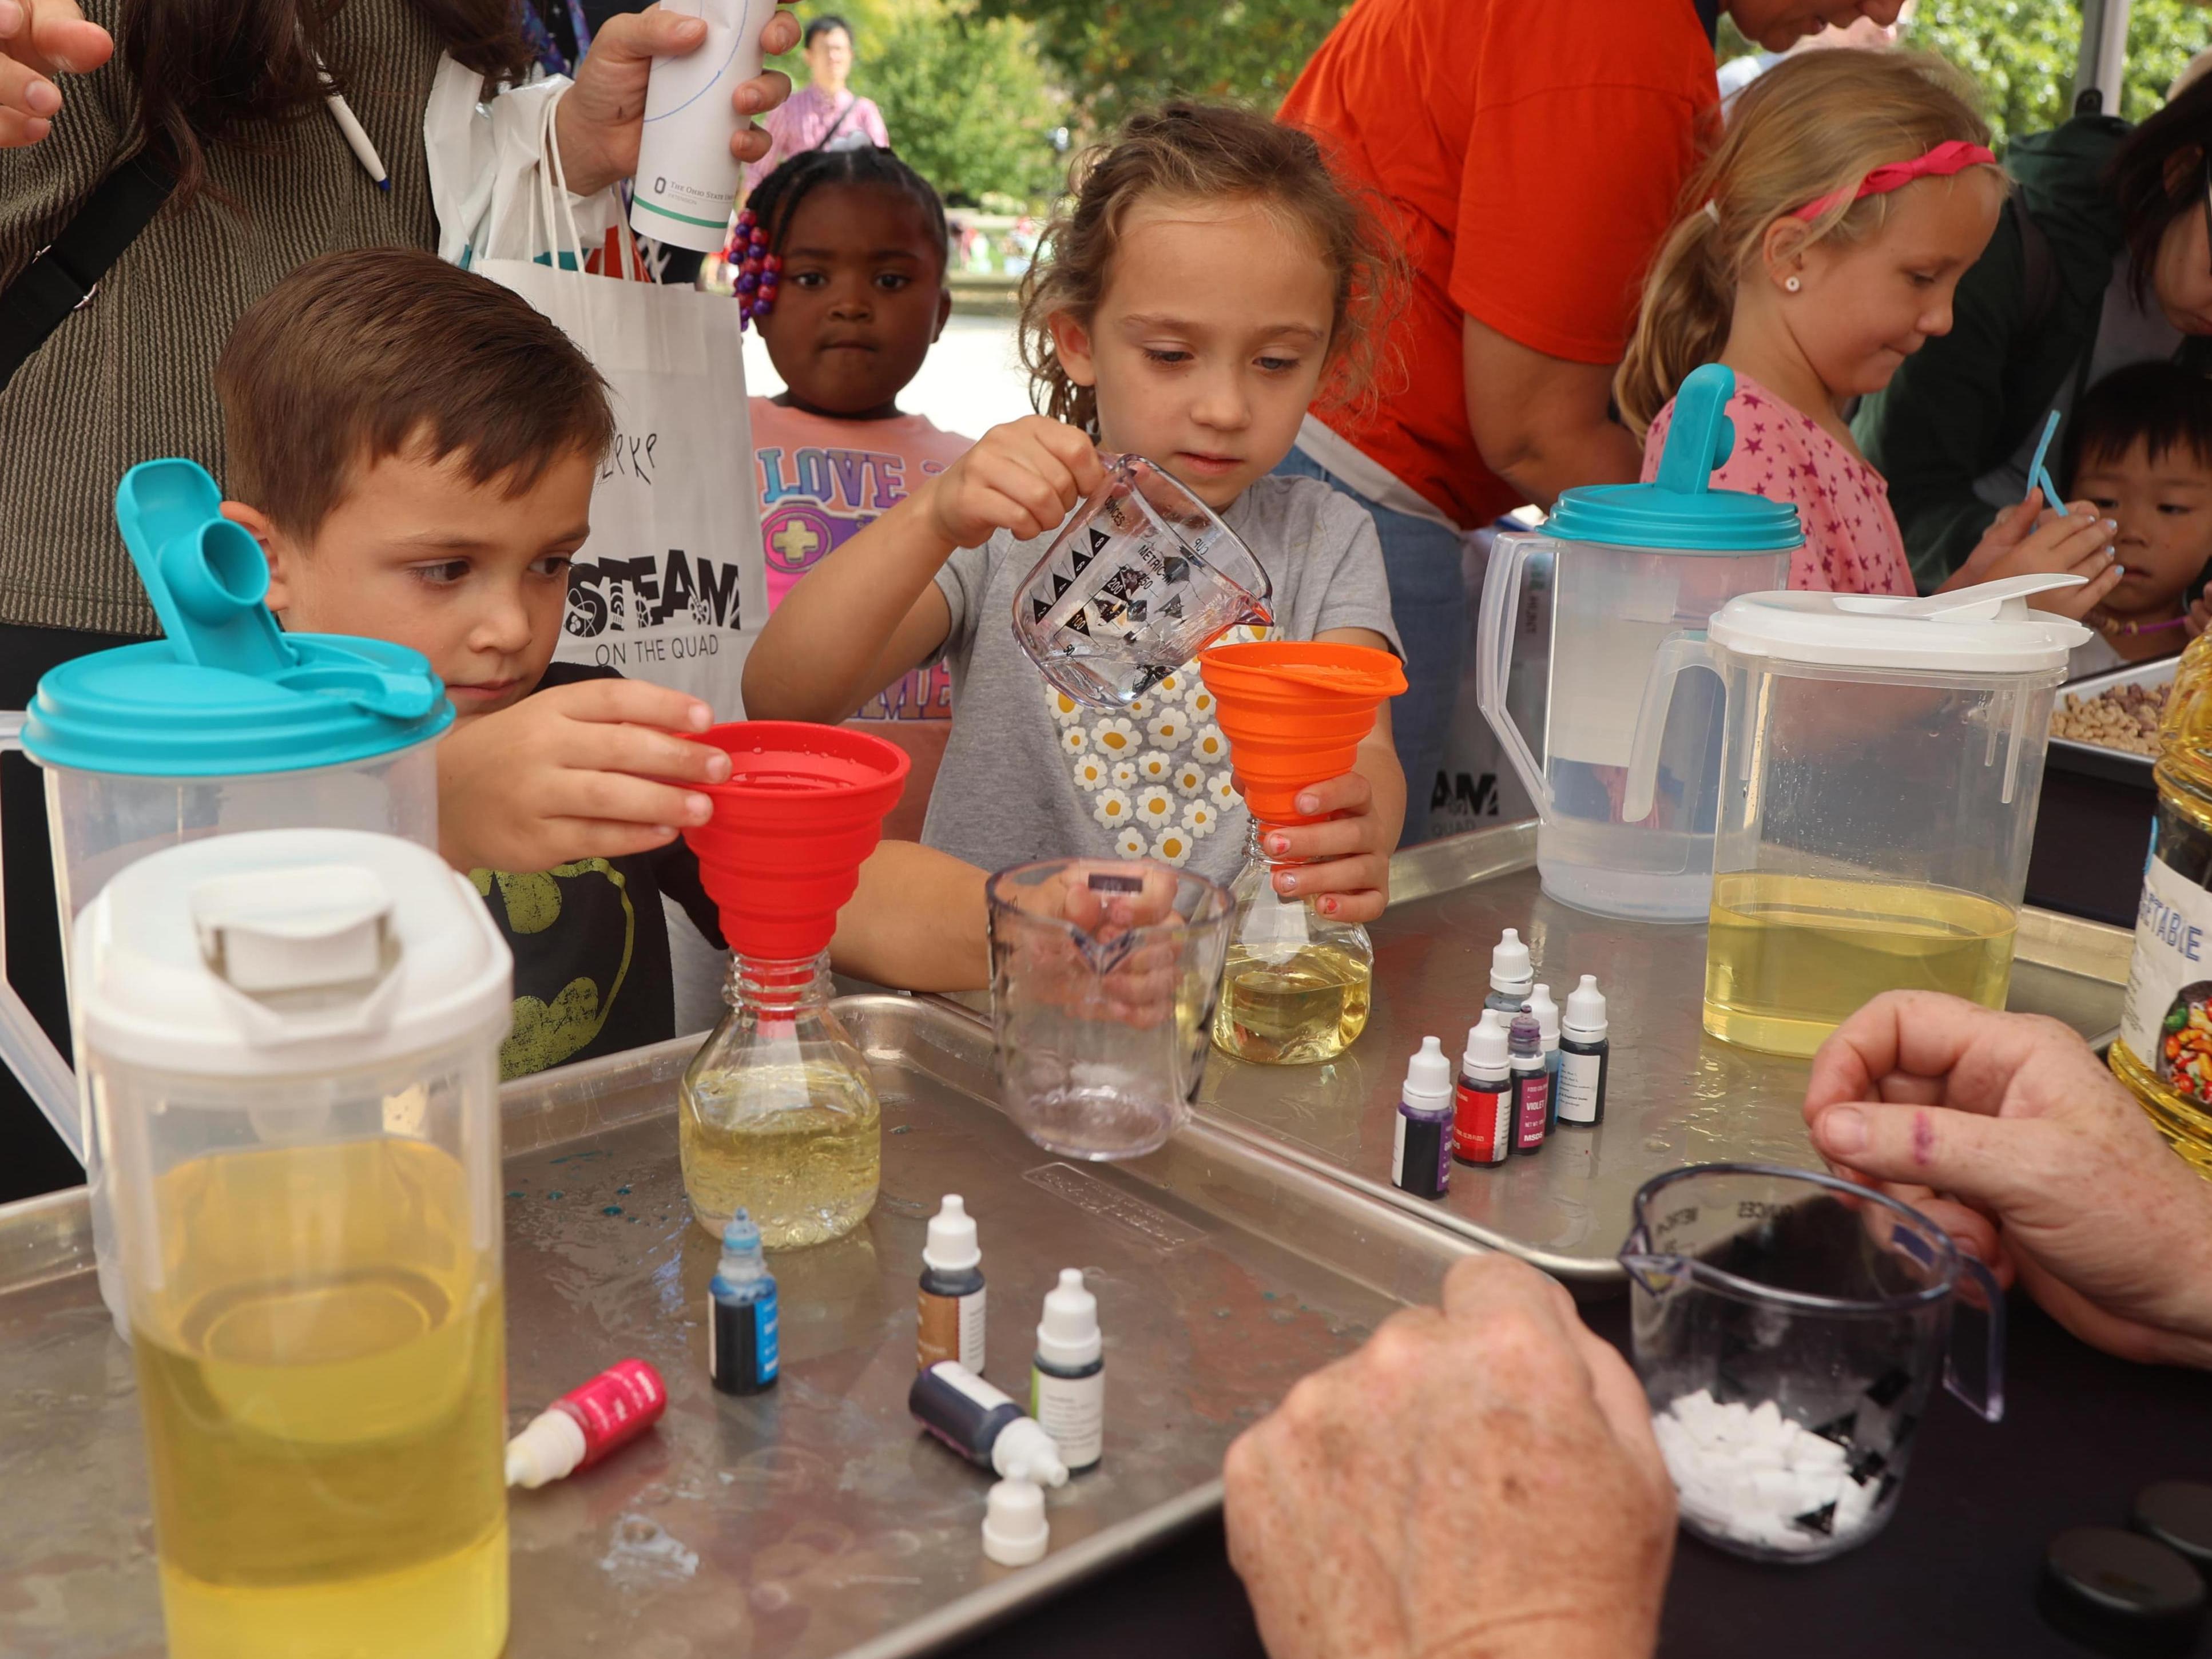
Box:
[1617,50,2120,612]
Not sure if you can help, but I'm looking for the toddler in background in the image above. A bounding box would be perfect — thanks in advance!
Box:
[2061,360,2212,678]
[743,102,1408,916]
[744,145,971,838]
[1618,50,2119,613]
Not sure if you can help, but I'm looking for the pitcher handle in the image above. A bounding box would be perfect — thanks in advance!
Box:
[1622,631,1718,825]
[0,713,84,1166]
[1944,1253,2006,1423]
[1474,533,1551,815]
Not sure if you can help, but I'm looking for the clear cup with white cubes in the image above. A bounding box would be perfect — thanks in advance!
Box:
[1619,1164,2005,1563]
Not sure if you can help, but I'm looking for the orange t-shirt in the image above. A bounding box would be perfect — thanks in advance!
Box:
[1278,0,1719,529]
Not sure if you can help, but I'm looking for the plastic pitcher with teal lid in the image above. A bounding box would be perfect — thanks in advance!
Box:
[1476,364,1802,922]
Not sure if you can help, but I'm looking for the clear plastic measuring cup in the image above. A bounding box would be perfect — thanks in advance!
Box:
[1012,455,1272,711]
[1621,1164,2003,1563]
[985,857,1233,1158]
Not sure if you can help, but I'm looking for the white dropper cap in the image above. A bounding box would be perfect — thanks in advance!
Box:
[1563,974,1609,1039]
[505,1408,586,1489]
[925,1194,981,1272]
[1462,1009,1509,1073]
[991,1418,1070,1487]
[1402,1035,1453,1108]
[982,1474,1049,1566]
[1036,1268,1101,1370]
[1490,928,1532,994]
[1527,985,1560,1046]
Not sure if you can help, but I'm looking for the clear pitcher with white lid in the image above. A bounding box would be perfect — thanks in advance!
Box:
[1624,576,2089,1057]
[76,828,513,1659]
[1476,365,1799,922]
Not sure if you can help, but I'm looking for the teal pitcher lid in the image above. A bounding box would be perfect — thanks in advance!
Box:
[1546,365,1805,554]
[22,459,452,777]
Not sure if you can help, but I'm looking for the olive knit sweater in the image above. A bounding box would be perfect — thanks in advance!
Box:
[0,0,444,636]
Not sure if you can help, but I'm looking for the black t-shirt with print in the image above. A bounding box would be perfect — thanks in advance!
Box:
[472,662,725,1079]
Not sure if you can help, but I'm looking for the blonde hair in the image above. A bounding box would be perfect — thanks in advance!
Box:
[1615,50,1996,435]
[1017,101,1405,439]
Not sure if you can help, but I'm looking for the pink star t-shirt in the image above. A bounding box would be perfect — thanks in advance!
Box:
[1641,374,1915,596]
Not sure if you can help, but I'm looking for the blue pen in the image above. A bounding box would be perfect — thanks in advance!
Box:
[2026,408,2066,516]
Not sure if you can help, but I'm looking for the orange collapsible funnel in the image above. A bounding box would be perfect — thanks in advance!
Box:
[1199,641,1407,825]
[682,721,911,961]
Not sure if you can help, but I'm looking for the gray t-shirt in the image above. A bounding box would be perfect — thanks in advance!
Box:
[920,473,1401,888]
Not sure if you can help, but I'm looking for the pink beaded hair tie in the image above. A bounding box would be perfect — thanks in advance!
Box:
[1790,140,1999,221]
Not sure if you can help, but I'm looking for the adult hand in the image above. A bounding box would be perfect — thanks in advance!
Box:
[1947,491,2123,620]
[436,678,729,873]
[554,2,800,199]
[0,0,114,148]
[1804,992,2212,1369]
[1225,1254,1674,1659]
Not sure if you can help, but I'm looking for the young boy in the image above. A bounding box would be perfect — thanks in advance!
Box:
[215,248,987,1078]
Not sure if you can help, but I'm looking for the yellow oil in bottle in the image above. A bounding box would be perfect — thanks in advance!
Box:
[1212,943,1373,1065]
[680,1059,881,1246]
[1703,871,2016,1058]
[133,1137,506,1659]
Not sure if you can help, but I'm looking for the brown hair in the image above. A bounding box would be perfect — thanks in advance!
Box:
[216,247,614,540]
[1615,50,1995,435]
[1016,101,1404,438]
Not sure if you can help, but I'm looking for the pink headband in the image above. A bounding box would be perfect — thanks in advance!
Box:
[1790,140,1999,221]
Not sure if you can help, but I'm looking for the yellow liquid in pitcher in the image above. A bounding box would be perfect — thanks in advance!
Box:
[1704,872,2015,1058]
[680,1059,881,1246]
[1213,943,1373,1065]
[133,1138,507,1659]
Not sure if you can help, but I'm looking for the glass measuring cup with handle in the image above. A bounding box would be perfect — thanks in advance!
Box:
[1012,455,1273,711]
[1622,1164,2003,1564]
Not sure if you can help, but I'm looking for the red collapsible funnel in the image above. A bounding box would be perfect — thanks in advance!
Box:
[682,721,911,961]
[1199,642,1407,825]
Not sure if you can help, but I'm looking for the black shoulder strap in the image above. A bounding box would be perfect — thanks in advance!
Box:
[0,146,175,394]
[2010,192,2059,339]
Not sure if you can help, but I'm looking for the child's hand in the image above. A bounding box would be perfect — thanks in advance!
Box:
[436,680,731,874]
[1259,773,1393,924]
[2189,594,2212,639]
[1953,490,2122,620]
[920,415,1105,549]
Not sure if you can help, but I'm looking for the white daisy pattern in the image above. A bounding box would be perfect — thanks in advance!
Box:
[1061,727,1090,757]
[1092,788,1134,830]
[1147,708,1189,748]
[1184,799,1219,837]
[1073,753,1110,791]
[1190,723,1230,765]
[1135,749,1174,784]
[1153,670,1186,698]
[1109,760,1138,790]
[1206,770,1239,810]
[1092,717,1140,760]
[1114,826,1149,858]
[1045,657,1249,859]
[1173,759,1207,796]
[1135,785,1177,825]
[1123,694,1151,721]
[1151,827,1194,866]
[1049,689,1086,727]
[1186,686,1216,719]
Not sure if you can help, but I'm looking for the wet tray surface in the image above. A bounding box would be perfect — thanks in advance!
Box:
[0,995,1468,1659]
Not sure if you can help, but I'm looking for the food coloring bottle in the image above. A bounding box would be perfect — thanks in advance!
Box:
[1392,1035,1455,1199]
[506,1358,669,1487]
[1510,1009,1548,1155]
[910,1360,1071,1486]
[1527,983,1562,1133]
[919,1194,987,1373]
[1484,928,1534,1014]
[1557,975,1611,1128]
[1454,1010,1512,1166]
[709,1208,779,1395]
[1030,1269,1104,1472]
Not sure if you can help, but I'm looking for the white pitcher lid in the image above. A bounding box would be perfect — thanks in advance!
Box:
[1707,574,2092,674]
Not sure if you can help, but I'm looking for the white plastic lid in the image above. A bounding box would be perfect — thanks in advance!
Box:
[925,1195,981,1271]
[1563,974,1609,1038]
[506,1407,586,1489]
[1402,1035,1454,1106]
[1489,928,1532,992]
[1036,1268,1101,1368]
[991,1418,1070,1487]
[1707,574,2091,674]
[982,1475,1049,1566]
[74,828,511,1077]
[1462,1009,1509,1072]
[1527,985,1560,1043]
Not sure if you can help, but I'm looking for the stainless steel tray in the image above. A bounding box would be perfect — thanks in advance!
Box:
[1187,822,2132,1288]
[2050,654,2175,783]
[0,995,1470,1659]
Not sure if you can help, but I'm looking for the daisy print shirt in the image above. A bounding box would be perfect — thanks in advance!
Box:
[1641,373,1915,597]
[921,473,1401,888]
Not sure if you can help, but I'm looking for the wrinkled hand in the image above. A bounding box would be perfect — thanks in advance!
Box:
[1257,771,1392,924]
[1804,992,2212,1368]
[436,678,729,873]
[919,415,1104,549]
[1952,491,2121,620]
[1225,1255,1674,1659]
[554,2,799,198]
[0,0,113,146]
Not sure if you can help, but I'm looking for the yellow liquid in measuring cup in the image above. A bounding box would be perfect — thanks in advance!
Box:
[680,1059,881,1246]
[133,1138,506,1659]
[1213,943,1373,1065]
[1704,872,2015,1058]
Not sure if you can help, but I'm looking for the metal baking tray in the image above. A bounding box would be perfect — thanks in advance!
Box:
[1187,822,2133,1289]
[0,995,1470,1659]
[2050,654,2175,786]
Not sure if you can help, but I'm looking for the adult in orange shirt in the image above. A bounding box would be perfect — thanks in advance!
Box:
[1278,0,1905,841]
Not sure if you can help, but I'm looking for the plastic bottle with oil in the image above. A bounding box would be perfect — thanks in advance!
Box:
[680,950,881,1245]
[2111,633,2212,1174]
[1212,823,1372,1064]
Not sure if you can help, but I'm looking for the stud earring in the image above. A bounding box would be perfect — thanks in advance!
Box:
[727,209,780,331]
[1785,276,1802,293]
